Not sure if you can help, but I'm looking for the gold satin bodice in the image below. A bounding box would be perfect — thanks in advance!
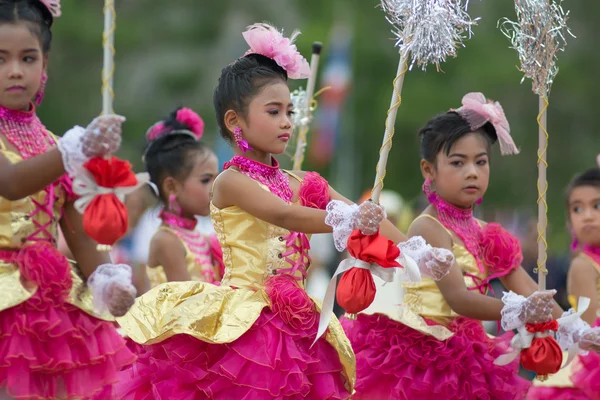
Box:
[0,145,112,321]
[117,170,355,392]
[212,204,307,290]
[0,149,64,249]
[146,226,218,288]
[403,214,485,323]
[382,214,486,341]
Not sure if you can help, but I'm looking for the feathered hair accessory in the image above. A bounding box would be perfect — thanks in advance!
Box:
[242,23,311,80]
[39,0,61,17]
[454,92,519,156]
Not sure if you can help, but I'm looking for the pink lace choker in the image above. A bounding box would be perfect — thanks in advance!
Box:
[0,103,50,159]
[224,155,293,203]
[424,185,483,271]
[159,209,197,230]
[583,244,600,266]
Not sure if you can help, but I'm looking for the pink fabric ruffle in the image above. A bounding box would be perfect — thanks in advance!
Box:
[341,313,530,400]
[570,316,600,399]
[115,291,351,399]
[479,223,522,276]
[527,387,590,400]
[299,171,330,210]
[0,243,136,399]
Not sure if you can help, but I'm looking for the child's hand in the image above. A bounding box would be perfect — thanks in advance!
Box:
[88,263,137,316]
[355,201,384,235]
[105,280,136,317]
[82,114,125,158]
[579,327,600,353]
[519,290,556,324]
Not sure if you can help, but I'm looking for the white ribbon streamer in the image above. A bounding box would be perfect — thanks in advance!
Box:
[73,171,153,214]
[313,252,421,346]
[494,296,590,368]
[312,257,394,346]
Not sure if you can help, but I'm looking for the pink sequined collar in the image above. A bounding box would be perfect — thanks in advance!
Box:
[424,183,483,270]
[159,209,198,231]
[583,244,600,266]
[224,155,293,202]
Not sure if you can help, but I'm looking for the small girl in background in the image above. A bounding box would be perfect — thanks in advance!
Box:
[139,106,222,293]
[528,161,600,400]
[0,0,137,398]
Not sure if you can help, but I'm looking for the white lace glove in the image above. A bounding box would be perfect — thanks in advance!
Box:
[501,290,556,331]
[58,114,125,176]
[580,327,600,353]
[325,200,385,251]
[356,201,385,235]
[397,236,455,281]
[88,263,136,317]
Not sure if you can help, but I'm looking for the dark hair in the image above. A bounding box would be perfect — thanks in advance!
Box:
[418,111,497,163]
[213,53,287,141]
[0,1,53,53]
[144,108,213,201]
[565,167,600,207]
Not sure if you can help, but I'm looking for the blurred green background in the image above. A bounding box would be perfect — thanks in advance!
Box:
[40,0,598,250]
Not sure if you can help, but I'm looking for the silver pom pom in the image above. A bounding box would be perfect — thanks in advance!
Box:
[381,0,478,71]
[499,0,574,97]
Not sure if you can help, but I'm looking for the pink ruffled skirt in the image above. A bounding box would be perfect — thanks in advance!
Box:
[115,275,351,399]
[0,243,136,399]
[341,312,530,400]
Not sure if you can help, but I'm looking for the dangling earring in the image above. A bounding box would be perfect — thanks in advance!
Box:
[233,127,252,153]
[476,197,483,205]
[570,230,579,252]
[35,72,47,106]
[168,194,182,216]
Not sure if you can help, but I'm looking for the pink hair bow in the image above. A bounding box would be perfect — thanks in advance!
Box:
[242,23,311,80]
[40,0,61,17]
[146,108,204,141]
[456,92,519,156]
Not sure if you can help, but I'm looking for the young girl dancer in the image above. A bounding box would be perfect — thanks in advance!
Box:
[0,1,138,398]
[528,162,600,400]
[342,92,564,400]
[115,23,459,399]
[141,106,222,291]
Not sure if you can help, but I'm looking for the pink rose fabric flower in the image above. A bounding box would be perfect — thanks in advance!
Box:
[265,274,318,331]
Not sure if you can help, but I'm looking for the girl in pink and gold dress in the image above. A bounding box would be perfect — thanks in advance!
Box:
[341,93,567,400]
[0,1,137,398]
[114,23,445,399]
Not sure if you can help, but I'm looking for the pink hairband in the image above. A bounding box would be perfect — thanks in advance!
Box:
[242,23,311,80]
[40,0,61,17]
[453,92,519,156]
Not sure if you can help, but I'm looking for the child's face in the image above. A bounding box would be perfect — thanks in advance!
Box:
[177,152,219,217]
[238,81,294,155]
[569,185,600,247]
[0,22,46,111]
[423,131,490,209]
